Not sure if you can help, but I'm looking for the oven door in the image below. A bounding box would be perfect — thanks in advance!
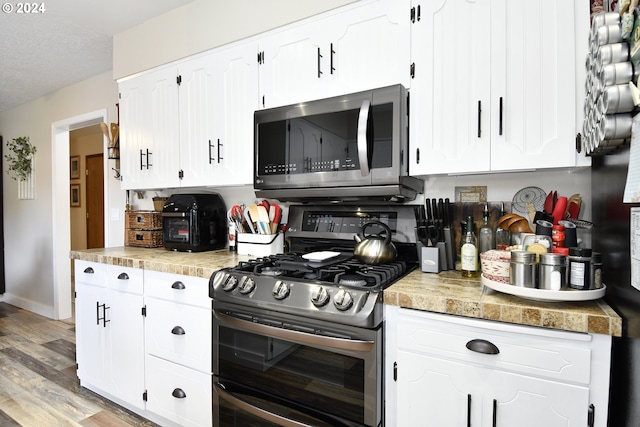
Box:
[212,303,382,427]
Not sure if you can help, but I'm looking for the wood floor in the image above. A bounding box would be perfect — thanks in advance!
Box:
[0,302,158,427]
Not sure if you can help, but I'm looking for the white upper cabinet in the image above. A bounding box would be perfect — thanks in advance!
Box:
[490,0,577,171]
[119,40,258,190]
[119,66,181,189]
[258,0,410,109]
[410,0,585,176]
[179,42,259,187]
[409,0,492,175]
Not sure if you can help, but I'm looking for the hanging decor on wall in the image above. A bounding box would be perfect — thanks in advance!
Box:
[70,155,80,179]
[70,183,80,207]
[4,136,36,200]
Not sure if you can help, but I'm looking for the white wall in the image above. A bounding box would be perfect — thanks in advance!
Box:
[113,0,358,79]
[0,71,122,318]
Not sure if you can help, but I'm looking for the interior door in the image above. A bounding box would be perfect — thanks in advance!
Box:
[85,154,104,248]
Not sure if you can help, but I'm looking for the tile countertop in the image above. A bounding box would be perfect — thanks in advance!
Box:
[70,247,622,337]
[386,269,622,337]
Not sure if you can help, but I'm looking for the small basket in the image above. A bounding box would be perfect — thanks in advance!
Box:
[125,211,162,230]
[152,197,168,212]
[126,229,163,248]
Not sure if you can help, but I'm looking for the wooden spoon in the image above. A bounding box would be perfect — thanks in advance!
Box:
[110,123,119,145]
[100,122,112,145]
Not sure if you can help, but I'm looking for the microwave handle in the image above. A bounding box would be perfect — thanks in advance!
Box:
[357,99,371,177]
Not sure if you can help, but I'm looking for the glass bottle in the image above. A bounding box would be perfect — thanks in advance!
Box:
[461,216,479,277]
[495,202,510,250]
[479,203,494,254]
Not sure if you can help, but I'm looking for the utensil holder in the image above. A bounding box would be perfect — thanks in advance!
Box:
[237,233,284,257]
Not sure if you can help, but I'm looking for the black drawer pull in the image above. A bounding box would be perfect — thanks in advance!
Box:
[172,388,187,399]
[466,339,499,355]
[171,281,186,290]
[83,267,94,274]
[117,272,129,280]
[171,326,186,335]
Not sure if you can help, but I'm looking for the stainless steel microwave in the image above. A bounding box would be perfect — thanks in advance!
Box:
[253,85,422,203]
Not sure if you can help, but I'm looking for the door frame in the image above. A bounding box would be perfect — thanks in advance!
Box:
[51,109,108,320]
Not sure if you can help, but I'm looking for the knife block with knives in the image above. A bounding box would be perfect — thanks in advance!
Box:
[417,200,511,272]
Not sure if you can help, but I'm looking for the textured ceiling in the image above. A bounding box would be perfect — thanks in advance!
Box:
[0,0,194,113]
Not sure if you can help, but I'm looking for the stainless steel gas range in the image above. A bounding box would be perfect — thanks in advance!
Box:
[209,204,418,427]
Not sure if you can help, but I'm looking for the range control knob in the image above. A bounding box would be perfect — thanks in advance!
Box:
[311,286,330,307]
[238,277,256,294]
[272,280,290,300]
[221,275,238,292]
[333,289,354,311]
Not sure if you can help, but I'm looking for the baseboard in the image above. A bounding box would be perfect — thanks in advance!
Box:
[0,293,55,318]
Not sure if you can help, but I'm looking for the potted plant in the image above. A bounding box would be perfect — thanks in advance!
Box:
[5,136,37,181]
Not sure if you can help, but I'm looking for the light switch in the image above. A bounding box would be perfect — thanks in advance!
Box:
[110,208,120,221]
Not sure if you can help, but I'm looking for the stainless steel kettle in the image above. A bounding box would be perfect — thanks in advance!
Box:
[353,221,397,264]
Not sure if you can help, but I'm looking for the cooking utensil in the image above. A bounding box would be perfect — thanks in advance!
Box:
[244,207,256,234]
[353,221,397,265]
[110,123,119,145]
[257,205,271,234]
[512,186,546,220]
[99,122,112,145]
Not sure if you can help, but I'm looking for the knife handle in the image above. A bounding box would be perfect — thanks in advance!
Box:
[443,227,455,270]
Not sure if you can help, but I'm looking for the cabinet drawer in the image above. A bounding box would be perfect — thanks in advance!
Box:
[74,260,106,287]
[106,265,143,295]
[396,309,592,384]
[145,297,211,372]
[145,355,212,427]
[144,270,210,308]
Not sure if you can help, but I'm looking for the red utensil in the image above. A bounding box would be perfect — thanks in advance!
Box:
[552,196,567,225]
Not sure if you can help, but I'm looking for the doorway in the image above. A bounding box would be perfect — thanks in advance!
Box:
[86,153,105,248]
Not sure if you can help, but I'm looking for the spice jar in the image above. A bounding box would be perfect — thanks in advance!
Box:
[551,225,565,249]
[568,248,592,290]
[591,252,603,289]
[509,251,537,288]
[539,253,567,291]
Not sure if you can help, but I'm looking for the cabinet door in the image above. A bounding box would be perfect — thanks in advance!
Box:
[177,53,217,187]
[104,289,145,410]
[210,41,260,186]
[119,66,180,190]
[409,0,492,175]
[490,0,577,170]
[397,350,483,426]
[328,0,410,97]
[259,21,325,109]
[487,369,589,427]
[75,282,107,389]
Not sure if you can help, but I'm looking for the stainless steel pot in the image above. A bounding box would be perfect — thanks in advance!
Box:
[353,221,397,265]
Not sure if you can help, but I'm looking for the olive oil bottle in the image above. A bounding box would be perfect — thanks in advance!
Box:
[460,216,479,277]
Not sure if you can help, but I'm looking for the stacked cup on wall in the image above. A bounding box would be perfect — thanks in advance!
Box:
[584,11,636,155]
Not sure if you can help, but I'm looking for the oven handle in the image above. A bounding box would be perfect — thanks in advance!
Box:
[356,99,371,177]
[216,382,312,427]
[214,311,374,353]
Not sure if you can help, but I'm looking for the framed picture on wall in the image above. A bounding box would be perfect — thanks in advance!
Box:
[70,184,80,207]
[70,155,80,179]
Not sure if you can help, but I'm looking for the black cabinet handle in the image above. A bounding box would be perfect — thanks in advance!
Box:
[97,302,110,327]
[140,149,144,170]
[317,47,323,78]
[499,97,503,135]
[467,394,471,427]
[171,326,186,335]
[477,100,482,138]
[172,388,186,399]
[208,139,214,164]
[217,139,223,163]
[171,281,186,290]
[140,149,152,170]
[466,339,500,355]
[83,267,94,274]
[117,272,129,280]
[330,43,335,74]
[492,399,497,427]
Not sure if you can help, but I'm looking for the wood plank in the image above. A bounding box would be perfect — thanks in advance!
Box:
[79,410,137,427]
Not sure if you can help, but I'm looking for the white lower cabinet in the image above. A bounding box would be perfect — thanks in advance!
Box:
[385,306,612,427]
[75,261,145,410]
[145,355,212,427]
[75,262,212,426]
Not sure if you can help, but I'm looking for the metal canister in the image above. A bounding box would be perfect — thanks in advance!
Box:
[509,251,537,288]
[539,253,567,291]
